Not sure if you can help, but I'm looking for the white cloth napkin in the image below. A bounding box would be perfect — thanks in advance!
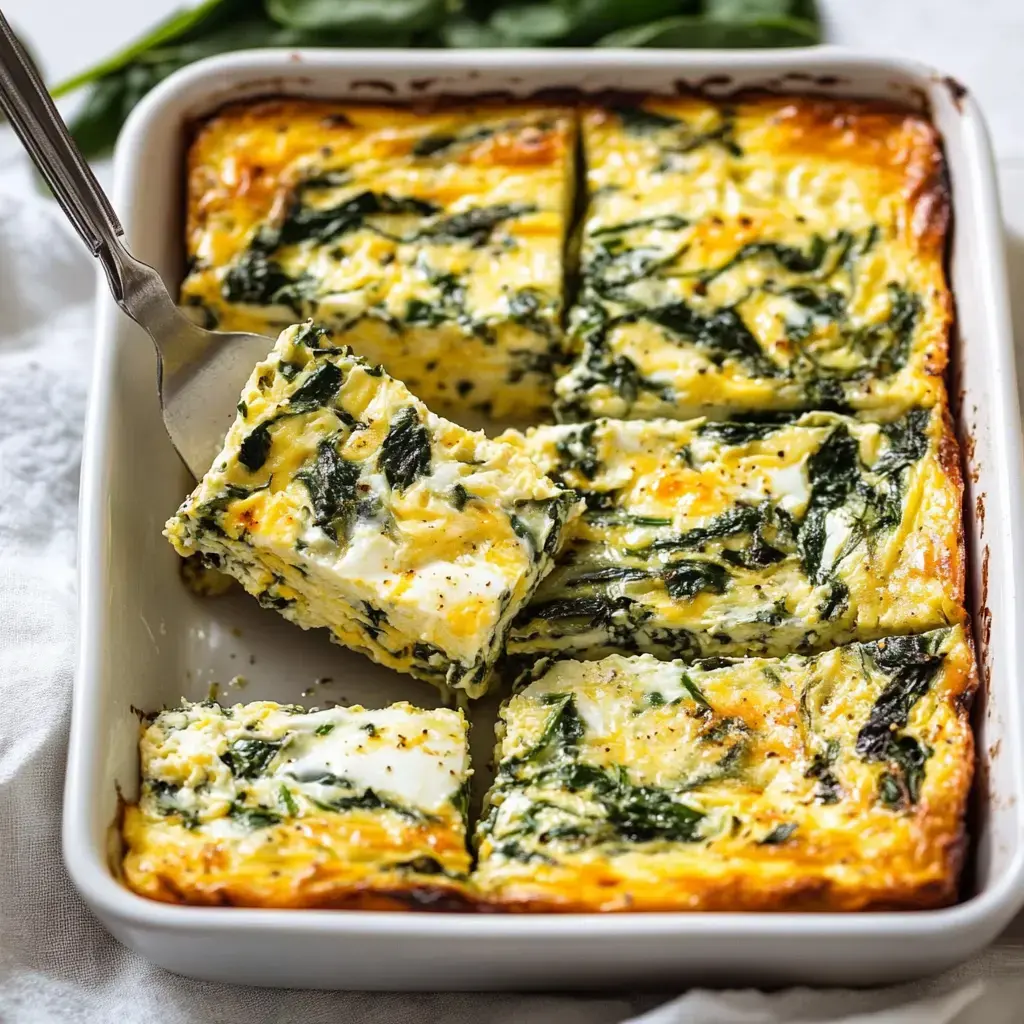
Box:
[2,183,1024,1023]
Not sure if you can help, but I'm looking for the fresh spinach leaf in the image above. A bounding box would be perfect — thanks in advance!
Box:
[54,0,820,161]
[599,13,818,47]
[267,0,445,32]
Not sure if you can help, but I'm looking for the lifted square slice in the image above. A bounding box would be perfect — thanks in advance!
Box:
[123,699,473,909]
[555,96,949,421]
[474,628,976,912]
[182,100,576,421]
[165,323,581,698]
[502,406,964,662]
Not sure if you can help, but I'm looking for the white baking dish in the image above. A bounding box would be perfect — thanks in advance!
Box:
[66,47,1024,990]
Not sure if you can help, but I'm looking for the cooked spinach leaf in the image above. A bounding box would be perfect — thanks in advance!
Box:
[698,235,833,284]
[610,105,682,134]
[222,737,282,778]
[223,250,314,314]
[278,784,299,816]
[759,822,797,845]
[379,407,431,491]
[564,566,655,586]
[313,785,423,820]
[591,214,690,237]
[238,422,274,472]
[412,124,495,157]
[621,300,780,378]
[680,673,711,710]
[878,736,931,809]
[873,407,930,477]
[856,635,945,761]
[526,595,628,622]
[695,416,793,445]
[818,580,849,620]
[554,422,601,480]
[288,361,343,413]
[279,189,439,246]
[638,503,763,554]
[420,203,535,246]
[805,738,842,804]
[662,560,729,600]
[854,634,944,808]
[297,439,361,541]
[607,782,705,842]
[228,803,283,830]
[797,426,861,583]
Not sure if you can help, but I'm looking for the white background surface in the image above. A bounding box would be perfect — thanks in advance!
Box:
[2,0,1024,1019]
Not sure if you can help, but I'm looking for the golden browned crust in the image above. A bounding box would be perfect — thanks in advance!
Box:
[122,808,476,910]
[185,99,573,267]
[476,627,978,914]
[938,396,968,611]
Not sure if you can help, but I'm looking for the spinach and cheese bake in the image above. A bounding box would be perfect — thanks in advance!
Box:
[554,97,950,422]
[182,100,575,420]
[502,405,964,662]
[122,699,474,908]
[165,323,581,699]
[475,629,976,912]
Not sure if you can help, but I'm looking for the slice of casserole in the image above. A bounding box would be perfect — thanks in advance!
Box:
[502,405,964,662]
[474,630,976,911]
[122,699,473,908]
[182,100,575,421]
[555,96,950,422]
[165,323,581,699]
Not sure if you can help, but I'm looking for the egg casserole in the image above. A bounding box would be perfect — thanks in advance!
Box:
[165,323,581,699]
[554,96,950,422]
[475,628,976,912]
[181,100,575,421]
[503,405,964,662]
[122,699,474,908]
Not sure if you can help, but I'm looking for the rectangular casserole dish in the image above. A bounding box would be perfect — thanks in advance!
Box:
[66,47,1024,990]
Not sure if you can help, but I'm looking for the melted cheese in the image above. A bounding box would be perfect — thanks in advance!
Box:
[165,323,581,698]
[182,101,575,421]
[500,406,964,662]
[475,628,976,911]
[554,97,950,422]
[122,699,474,909]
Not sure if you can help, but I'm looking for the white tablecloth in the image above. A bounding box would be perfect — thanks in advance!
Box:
[3,2,1024,1020]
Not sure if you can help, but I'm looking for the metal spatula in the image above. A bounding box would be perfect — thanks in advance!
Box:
[0,9,274,479]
